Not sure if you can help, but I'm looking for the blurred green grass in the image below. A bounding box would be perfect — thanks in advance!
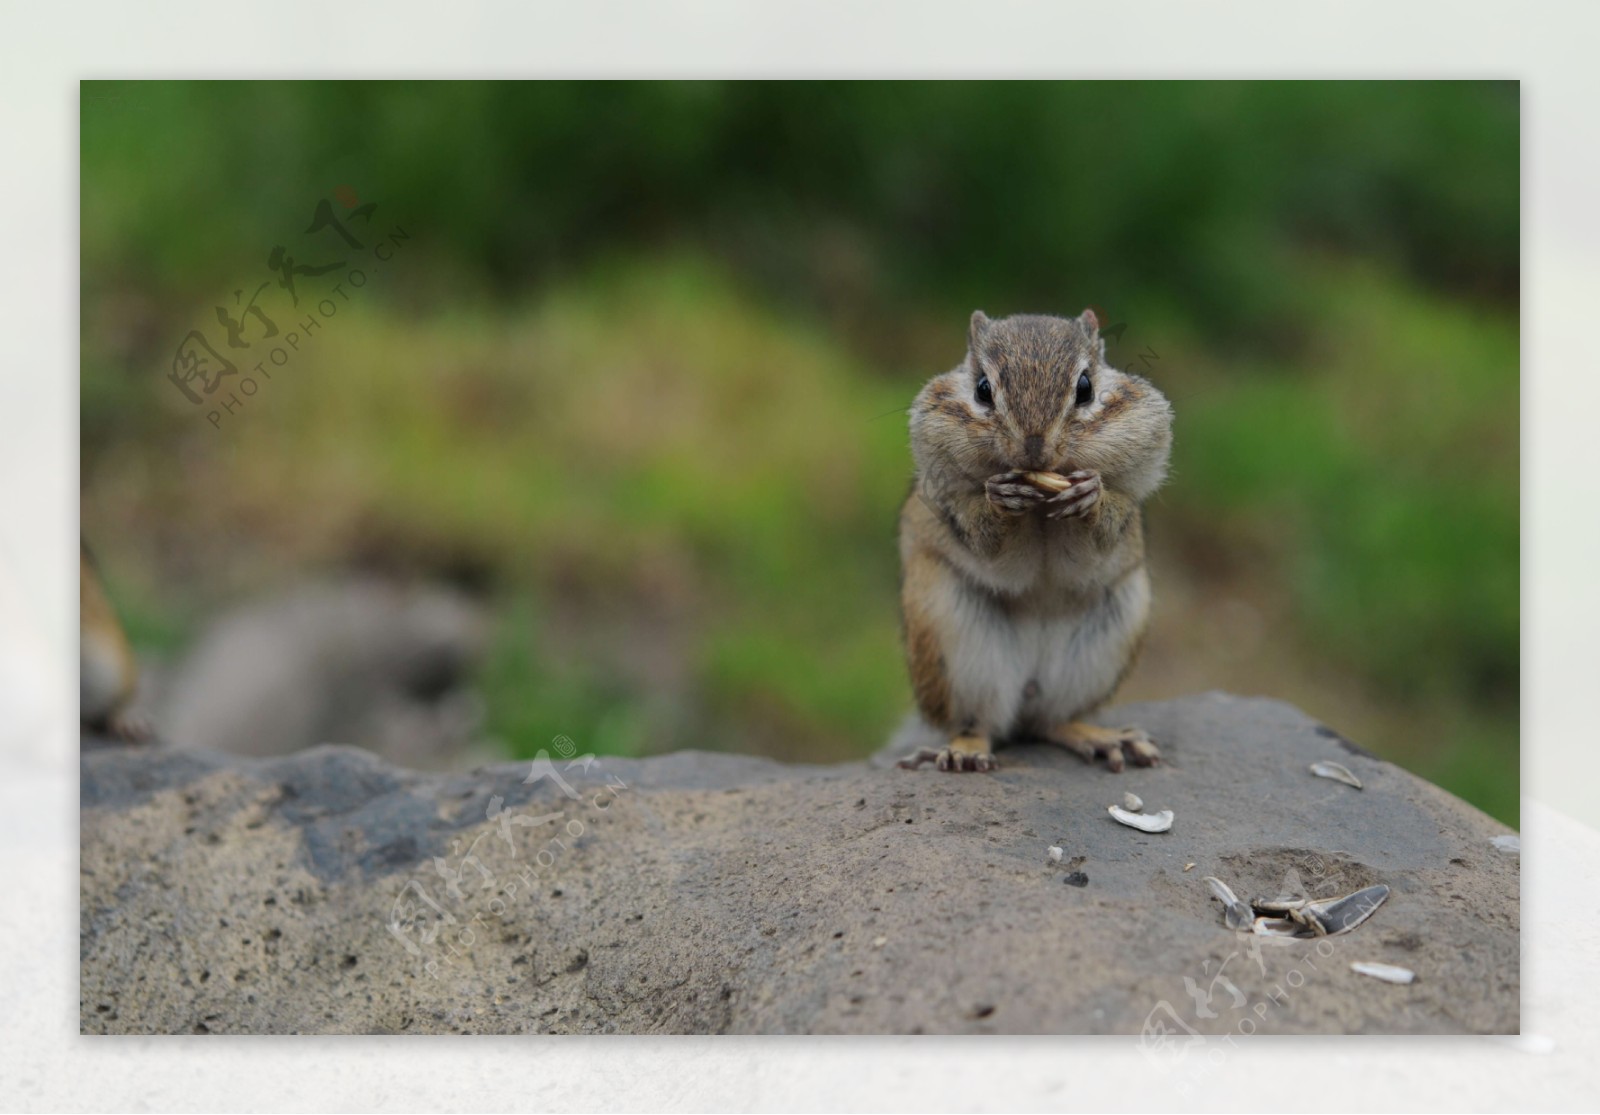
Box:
[80,81,1519,824]
[1173,260,1518,704]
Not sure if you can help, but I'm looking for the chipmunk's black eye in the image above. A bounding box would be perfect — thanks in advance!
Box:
[1075,371,1094,408]
[975,375,994,408]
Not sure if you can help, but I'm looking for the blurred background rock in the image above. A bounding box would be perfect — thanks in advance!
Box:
[79,81,1518,822]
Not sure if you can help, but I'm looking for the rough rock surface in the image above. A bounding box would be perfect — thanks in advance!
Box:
[80,693,1518,1035]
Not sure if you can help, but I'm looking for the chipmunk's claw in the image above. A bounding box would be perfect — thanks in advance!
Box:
[1048,722,1159,772]
[986,472,1051,515]
[940,734,998,772]
[936,747,999,773]
[1121,729,1161,767]
[896,747,942,770]
[897,736,999,772]
[1046,470,1102,520]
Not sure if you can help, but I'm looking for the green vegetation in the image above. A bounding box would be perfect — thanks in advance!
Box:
[80,81,1519,823]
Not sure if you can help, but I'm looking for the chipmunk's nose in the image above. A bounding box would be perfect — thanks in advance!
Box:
[1023,434,1046,469]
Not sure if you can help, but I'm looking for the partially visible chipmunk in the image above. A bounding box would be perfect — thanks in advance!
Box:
[80,542,149,741]
[893,309,1172,773]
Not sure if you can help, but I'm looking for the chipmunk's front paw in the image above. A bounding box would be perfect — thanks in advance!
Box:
[986,472,1051,515]
[1045,470,1101,520]
[897,734,999,773]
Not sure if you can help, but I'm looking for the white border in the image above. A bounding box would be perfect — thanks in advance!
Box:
[6,1,1596,1109]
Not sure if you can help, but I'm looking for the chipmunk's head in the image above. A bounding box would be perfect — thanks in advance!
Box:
[910,309,1172,499]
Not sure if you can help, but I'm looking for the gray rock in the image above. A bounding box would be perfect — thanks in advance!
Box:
[79,693,1518,1034]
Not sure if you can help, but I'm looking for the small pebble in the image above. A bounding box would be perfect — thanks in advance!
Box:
[1047,846,1064,863]
[1122,791,1144,812]
[1063,871,1089,888]
[872,936,887,948]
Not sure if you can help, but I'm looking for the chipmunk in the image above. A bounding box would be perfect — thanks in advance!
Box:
[80,541,150,741]
[893,309,1172,773]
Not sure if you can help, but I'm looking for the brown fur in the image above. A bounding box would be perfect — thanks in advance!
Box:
[80,542,145,738]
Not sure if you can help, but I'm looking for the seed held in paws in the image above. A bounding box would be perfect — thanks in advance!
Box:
[1023,470,1074,492]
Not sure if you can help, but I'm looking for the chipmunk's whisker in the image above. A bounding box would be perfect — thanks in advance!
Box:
[867,404,915,423]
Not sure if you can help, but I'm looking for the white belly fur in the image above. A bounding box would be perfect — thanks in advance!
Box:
[941,564,1149,739]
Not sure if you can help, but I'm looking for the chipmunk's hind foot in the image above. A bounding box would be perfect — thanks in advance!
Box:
[896,733,999,773]
[1045,721,1158,773]
[108,710,154,743]
[87,708,153,744]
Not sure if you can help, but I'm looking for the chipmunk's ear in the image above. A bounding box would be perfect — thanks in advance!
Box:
[1077,307,1106,360]
[968,310,991,356]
